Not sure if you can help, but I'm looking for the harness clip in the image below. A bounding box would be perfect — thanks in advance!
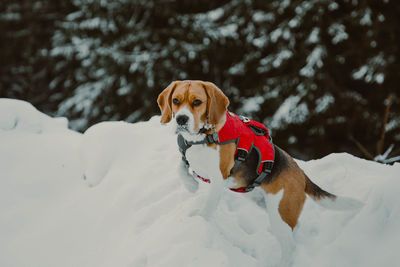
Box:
[244,185,255,192]
[206,132,219,144]
[239,115,250,123]
[236,149,248,162]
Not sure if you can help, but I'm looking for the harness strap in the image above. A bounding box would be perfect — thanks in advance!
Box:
[230,159,274,193]
[177,121,274,193]
[230,148,247,175]
[177,134,190,167]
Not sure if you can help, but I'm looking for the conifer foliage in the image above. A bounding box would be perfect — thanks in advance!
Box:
[1,0,399,159]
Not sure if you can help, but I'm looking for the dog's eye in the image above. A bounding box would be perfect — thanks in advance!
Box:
[172,98,180,105]
[192,100,202,107]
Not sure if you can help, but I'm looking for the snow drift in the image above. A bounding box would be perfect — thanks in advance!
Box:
[1,99,399,267]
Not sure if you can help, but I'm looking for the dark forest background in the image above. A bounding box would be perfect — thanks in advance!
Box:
[0,0,399,161]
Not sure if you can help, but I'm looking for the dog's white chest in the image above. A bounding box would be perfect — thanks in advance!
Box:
[185,144,222,182]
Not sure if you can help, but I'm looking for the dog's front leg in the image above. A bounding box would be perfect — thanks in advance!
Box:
[178,160,199,193]
[198,173,224,219]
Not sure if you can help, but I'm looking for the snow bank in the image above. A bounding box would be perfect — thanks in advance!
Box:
[1,99,399,267]
[0,98,68,132]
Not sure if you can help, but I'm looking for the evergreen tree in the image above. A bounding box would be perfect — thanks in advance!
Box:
[2,0,398,160]
[51,0,232,129]
[193,0,400,159]
[0,0,75,112]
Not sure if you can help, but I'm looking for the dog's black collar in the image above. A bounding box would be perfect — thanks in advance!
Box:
[198,127,208,134]
[177,132,219,152]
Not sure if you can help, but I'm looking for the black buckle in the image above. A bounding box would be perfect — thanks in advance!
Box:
[206,135,213,144]
[263,161,274,173]
[182,156,190,167]
[236,149,248,162]
[244,185,255,192]
[206,132,219,144]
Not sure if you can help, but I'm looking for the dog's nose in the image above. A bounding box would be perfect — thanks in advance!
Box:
[176,115,189,125]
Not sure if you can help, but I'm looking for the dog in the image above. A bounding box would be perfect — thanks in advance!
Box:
[157,80,362,266]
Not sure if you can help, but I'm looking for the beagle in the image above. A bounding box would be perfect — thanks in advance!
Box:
[157,80,361,266]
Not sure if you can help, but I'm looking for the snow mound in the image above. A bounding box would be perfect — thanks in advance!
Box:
[0,98,68,133]
[1,99,400,267]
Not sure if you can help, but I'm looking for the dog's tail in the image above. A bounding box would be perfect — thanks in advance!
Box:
[304,175,364,211]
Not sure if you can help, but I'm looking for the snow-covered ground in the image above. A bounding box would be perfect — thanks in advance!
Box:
[1,98,399,267]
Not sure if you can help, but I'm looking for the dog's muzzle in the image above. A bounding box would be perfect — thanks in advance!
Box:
[176,115,189,126]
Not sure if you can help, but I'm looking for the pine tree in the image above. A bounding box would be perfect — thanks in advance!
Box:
[0,0,75,112]
[51,0,229,129]
[17,0,398,159]
[203,0,400,159]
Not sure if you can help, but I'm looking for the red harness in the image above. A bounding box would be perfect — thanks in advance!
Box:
[217,112,274,173]
[178,112,275,193]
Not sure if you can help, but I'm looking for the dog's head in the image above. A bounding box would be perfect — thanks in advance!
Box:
[157,80,229,137]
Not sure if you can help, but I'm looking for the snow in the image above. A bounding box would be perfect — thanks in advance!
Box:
[270,28,282,43]
[218,24,239,38]
[240,96,265,113]
[375,73,385,84]
[307,28,320,44]
[252,36,268,48]
[300,45,325,77]
[328,2,339,11]
[271,95,309,129]
[273,49,293,68]
[228,62,246,75]
[352,53,386,84]
[360,8,372,26]
[0,99,68,133]
[352,65,368,80]
[315,94,334,113]
[328,23,349,44]
[207,8,224,21]
[252,11,275,23]
[1,99,400,267]
[288,17,299,28]
[0,12,21,21]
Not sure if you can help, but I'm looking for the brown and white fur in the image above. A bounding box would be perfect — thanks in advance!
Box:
[157,80,362,266]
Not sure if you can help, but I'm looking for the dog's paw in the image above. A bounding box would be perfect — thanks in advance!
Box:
[178,163,199,193]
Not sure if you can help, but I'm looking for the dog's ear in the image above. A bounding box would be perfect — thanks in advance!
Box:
[202,82,229,126]
[157,81,179,123]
